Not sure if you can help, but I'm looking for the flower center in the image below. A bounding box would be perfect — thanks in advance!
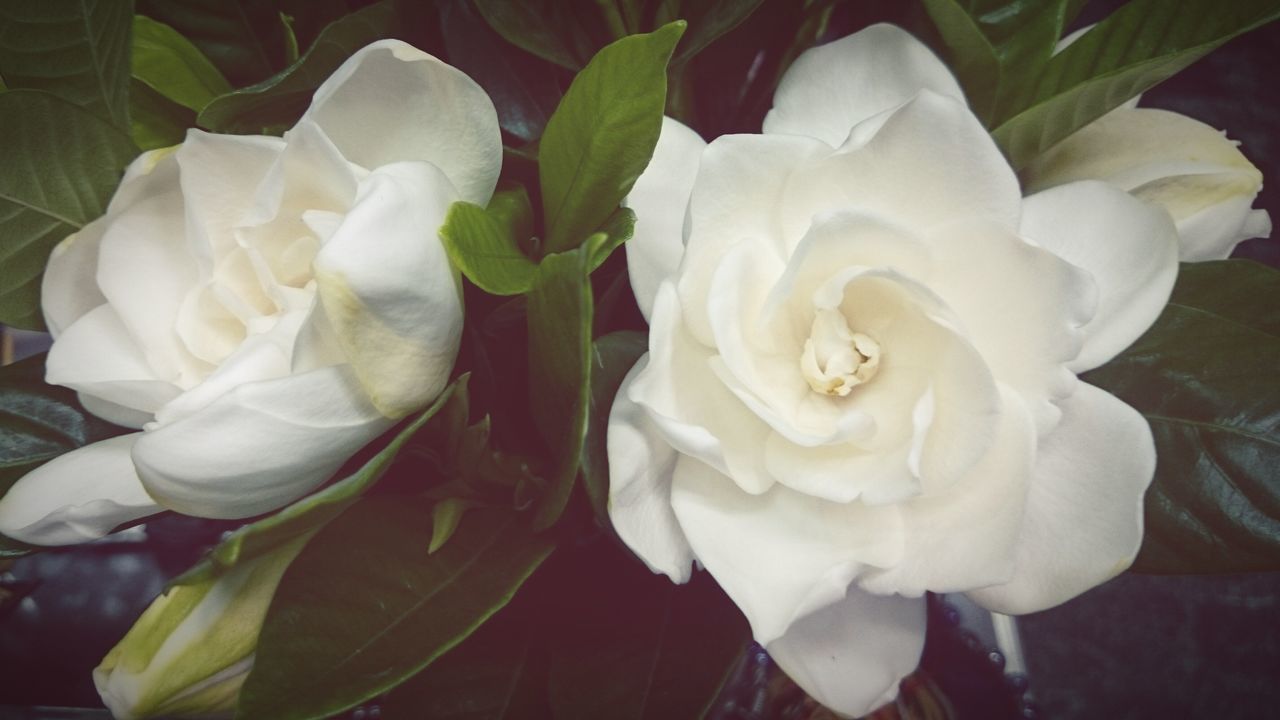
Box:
[800,308,881,396]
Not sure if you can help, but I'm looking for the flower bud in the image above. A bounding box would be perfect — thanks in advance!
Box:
[93,535,309,719]
[1024,107,1271,261]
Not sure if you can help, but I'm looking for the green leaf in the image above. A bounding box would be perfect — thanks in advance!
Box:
[1084,260,1280,574]
[172,377,469,587]
[131,15,232,112]
[585,206,637,273]
[128,78,195,150]
[381,591,549,719]
[547,541,749,719]
[197,1,395,134]
[992,0,1280,170]
[237,500,555,720]
[0,353,128,499]
[526,245,595,529]
[136,0,288,87]
[661,0,765,65]
[0,90,138,330]
[471,0,589,70]
[538,22,685,254]
[922,0,1073,124]
[436,0,563,143]
[0,0,133,129]
[280,11,300,65]
[429,498,475,554]
[581,331,647,524]
[440,188,538,297]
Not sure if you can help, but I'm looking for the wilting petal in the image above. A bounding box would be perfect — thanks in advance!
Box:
[623,117,705,321]
[764,24,964,147]
[0,434,161,545]
[967,383,1154,614]
[606,360,695,582]
[303,39,501,205]
[132,366,394,519]
[1020,181,1179,372]
[767,589,926,719]
[313,161,463,418]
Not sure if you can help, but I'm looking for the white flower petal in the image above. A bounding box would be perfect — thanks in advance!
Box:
[924,216,1095,434]
[967,382,1155,614]
[42,222,107,338]
[630,283,774,494]
[132,365,395,519]
[1020,181,1179,372]
[670,456,902,644]
[780,91,1022,241]
[46,304,182,415]
[1023,107,1269,261]
[42,147,183,337]
[679,133,830,343]
[861,387,1036,596]
[313,161,463,418]
[78,393,154,430]
[302,39,501,205]
[96,190,208,388]
[764,23,964,147]
[0,434,161,546]
[175,131,286,265]
[605,359,694,582]
[1167,189,1271,262]
[767,589,926,719]
[623,117,706,321]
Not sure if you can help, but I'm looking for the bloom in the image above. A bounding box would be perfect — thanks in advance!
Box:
[94,534,309,719]
[0,40,500,545]
[610,25,1179,717]
[1024,104,1271,260]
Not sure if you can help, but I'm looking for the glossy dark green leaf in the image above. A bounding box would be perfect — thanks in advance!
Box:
[581,331,647,524]
[381,591,549,719]
[0,353,128,499]
[1084,260,1280,574]
[0,0,133,129]
[131,15,232,112]
[136,0,288,87]
[538,22,684,254]
[658,0,765,64]
[436,0,563,143]
[547,542,749,720]
[129,78,195,150]
[526,245,594,529]
[922,0,1074,123]
[197,1,395,134]
[471,0,589,70]
[172,377,469,587]
[992,0,1280,169]
[440,189,538,297]
[237,500,555,720]
[0,91,138,329]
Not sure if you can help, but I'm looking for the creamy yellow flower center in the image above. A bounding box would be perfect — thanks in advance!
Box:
[800,308,881,396]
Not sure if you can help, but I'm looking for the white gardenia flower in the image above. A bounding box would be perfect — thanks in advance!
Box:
[0,40,500,546]
[1023,104,1272,261]
[609,24,1180,718]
